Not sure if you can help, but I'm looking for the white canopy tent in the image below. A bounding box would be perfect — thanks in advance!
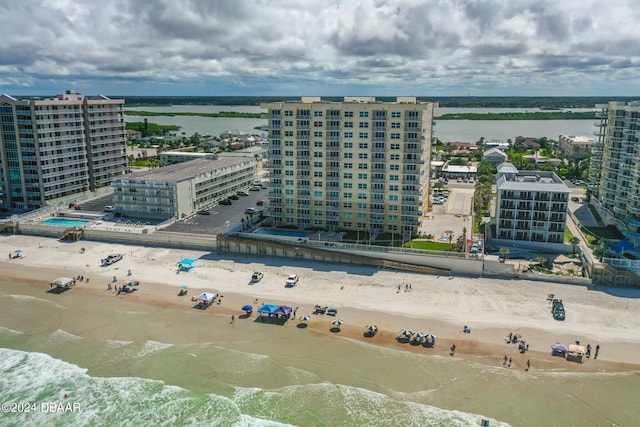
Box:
[50,277,74,288]
[195,292,218,305]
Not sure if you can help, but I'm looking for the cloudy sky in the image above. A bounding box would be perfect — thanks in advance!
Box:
[1,0,639,97]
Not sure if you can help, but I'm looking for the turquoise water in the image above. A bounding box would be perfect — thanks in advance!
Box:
[256,229,308,238]
[41,218,90,227]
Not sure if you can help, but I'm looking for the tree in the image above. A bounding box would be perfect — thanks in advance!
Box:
[499,247,510,261]
[568,236,580,254]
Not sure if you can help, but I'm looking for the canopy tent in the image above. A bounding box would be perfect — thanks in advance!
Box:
[551,343,568,357]
[177,258,197,271]
[50,277,74,288]
[195,292,218,305]
[274,306,292,316]
[257,304,279,314]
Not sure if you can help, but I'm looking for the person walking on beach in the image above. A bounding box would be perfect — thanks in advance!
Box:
[594,345,600,359]
[450,344,456,356]
[503,355,508,365]
[508,357,512,368]
[526,359,531,371]
[231,315,235,323]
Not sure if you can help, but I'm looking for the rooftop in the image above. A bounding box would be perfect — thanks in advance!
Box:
[117,157,253,183]
[497,171,569,193]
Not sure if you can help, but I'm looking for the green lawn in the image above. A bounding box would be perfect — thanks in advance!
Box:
[408,240,451,251]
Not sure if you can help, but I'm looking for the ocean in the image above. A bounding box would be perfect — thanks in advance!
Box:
[1,278,638,427]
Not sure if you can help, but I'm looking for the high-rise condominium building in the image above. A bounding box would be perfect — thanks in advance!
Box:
[261,96,436,236]
[589,101,640,249]
[0,90,127,212]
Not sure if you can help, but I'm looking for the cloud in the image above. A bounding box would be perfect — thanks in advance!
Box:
[0,0,638,96]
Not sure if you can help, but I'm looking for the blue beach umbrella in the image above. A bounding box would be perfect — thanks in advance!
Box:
[331,319,343,327]
[181,285,188,289]
[242,305,253,312]
[299,315,311,321]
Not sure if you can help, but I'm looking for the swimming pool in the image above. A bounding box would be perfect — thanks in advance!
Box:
[40,218,90,227]
[255,229,309,238]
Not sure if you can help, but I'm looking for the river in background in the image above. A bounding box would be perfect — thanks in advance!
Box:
[125,106,598,143]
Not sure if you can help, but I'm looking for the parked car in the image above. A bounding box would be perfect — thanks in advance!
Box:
[219,199,232,205]
[470,243,479,254]
[245,208,257,215]
[250,185,262,191]
[237,191,250,196]
[285,275,299,287]
[256,200,266,206]
[552,299,566,321]
[456,177,463,182]
[196,210,210,215]
[251,272,264,282]
[571,196,580,202]
[103,205,115,212]
[101,253,123,266]
[228,194,239,200]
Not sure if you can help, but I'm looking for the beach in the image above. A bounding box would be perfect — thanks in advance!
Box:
[2,234,640,426]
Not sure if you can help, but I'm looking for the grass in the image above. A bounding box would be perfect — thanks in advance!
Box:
[408,240,452,251]
[581,225,624,240]
[586,204,604,226]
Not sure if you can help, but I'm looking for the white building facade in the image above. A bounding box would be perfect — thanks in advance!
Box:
[589,101,640,249]
[112,157,257,219]
[495,164,569,244]
[261,97,436,236]
[0,90,127,212]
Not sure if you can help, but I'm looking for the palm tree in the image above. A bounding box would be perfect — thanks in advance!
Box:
[499,247,510,261]
[568,236,580,254]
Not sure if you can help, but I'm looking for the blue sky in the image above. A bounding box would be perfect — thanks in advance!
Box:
[1,0,639,97]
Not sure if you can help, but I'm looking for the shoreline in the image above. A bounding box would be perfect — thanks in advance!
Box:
[2,235,640,373]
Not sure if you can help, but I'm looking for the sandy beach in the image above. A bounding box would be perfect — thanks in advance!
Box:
[2,233,640,369]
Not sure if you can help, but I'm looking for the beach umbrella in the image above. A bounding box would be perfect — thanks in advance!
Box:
[181,285,188,289]
[366,324,378,332]
[127,281,139,287]
[332,319,343,327]
[15,249,22,253]
[403,329,414,338]
[242,304,253,312]
[416,332,425,340]
[299,315,311,321]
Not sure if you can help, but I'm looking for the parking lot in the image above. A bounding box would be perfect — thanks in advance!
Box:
[163,187,269,235]
[421,181,477,244]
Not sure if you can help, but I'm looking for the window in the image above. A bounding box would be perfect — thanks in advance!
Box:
[389,205,398,210]
[285,150,294,156]
[344,132,353,138]
[390,164,399,170]
[313,121,323,127]
[285,170,294,176]
[313,161,323,167]
[285,120,293,126]
[285,189,294,195]
[285,140,294,146]
[358,183,368,189]
[344,212,353,218]
[314,191,323,197]
[391,133,400,139]
[358,203,367,209]
[390,143,400,149]
[284,110,293,116]
[285,160,294,166]
[344,122,353,128]
[358,153,368,159]
[285,179,294,185]
[389,195,398,201]
[391,122,401,128]
[344,172,353,179]
[314,111,323,117]
[389,215,398,221]
[344,142,353,148]
[313,131,323,137]
[390,175,399,181]
[344,163,353,169]
[313,151,323,158]
[343,182,352,188]
[358,193,368,199]
[359,111,369,118]
[344,152,353,159]
[358,173,368,179]
[358,142,368,149]
[359,132,369,138]
[286,199,294,205]
[313,171,323,177]
[359,122,369,128]
[358,163,368,169]
[314,181,323,187]
[343,192,353,198]
[285,130,294,137]
[391,111,401,118]
[390,154,400,160]
[343,202,353,208]
[344,111,353,117]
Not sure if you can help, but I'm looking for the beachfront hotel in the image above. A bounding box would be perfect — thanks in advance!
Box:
[494,163,569,245]
[261,97,436,236]
[112,157,257,219]
[0,90,127,212]
[589,101,640,249]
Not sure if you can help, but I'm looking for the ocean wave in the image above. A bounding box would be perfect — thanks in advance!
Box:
[9,294,66,309]
[135,340,174,358]
[49,329,83,342]
[105,339,134,348]
[0,325,24,335]
[0,348,289,427]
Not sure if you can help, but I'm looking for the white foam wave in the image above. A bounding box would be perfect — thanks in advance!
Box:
[0,325,24,335]
[105,339,134,348]
[49,329,83,342]
[0,348,288,427]
[135,340,174,358]
[9,294,66,309]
